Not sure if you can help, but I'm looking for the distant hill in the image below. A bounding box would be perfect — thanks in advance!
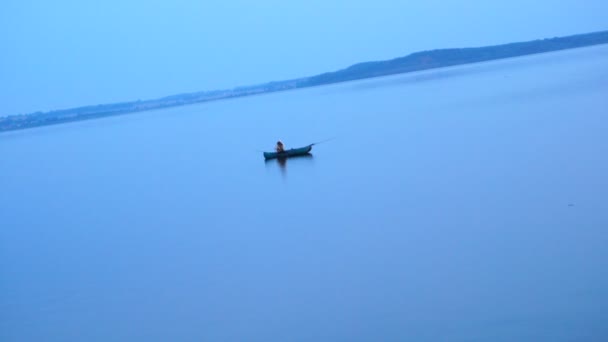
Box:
[302,31,608,86]
[2,30,607,133]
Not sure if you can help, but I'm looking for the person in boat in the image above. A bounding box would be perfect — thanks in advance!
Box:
[275,140,285,153]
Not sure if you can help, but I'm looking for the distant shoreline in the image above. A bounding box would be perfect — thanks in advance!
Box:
[2,30,607,133]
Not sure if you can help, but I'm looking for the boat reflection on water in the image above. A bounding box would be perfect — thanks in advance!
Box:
[265,153,314,176]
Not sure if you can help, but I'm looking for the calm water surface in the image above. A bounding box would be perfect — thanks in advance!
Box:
[1,46,608,341]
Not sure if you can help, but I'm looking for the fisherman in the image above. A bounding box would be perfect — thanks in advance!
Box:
[275,140,285,153]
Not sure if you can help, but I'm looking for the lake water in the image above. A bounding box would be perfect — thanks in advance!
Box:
[1,45,608,341]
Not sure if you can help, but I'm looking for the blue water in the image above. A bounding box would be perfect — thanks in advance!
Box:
[1,45,608,341]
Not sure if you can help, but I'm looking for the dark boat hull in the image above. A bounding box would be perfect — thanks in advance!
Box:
[263,145,312,160]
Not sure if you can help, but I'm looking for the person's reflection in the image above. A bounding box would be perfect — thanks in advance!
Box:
[277,157,287,173]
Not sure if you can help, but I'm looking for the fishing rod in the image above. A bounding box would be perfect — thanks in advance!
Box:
[310,137,337,146]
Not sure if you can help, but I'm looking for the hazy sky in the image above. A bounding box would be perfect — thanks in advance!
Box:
[1,0,606,115]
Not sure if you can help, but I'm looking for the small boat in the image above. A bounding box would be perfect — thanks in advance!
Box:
[264,144,313,160]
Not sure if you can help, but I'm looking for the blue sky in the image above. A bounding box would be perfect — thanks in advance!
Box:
[1,0,606,115]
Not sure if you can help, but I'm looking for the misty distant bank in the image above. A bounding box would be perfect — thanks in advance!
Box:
[1,30,607,133]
